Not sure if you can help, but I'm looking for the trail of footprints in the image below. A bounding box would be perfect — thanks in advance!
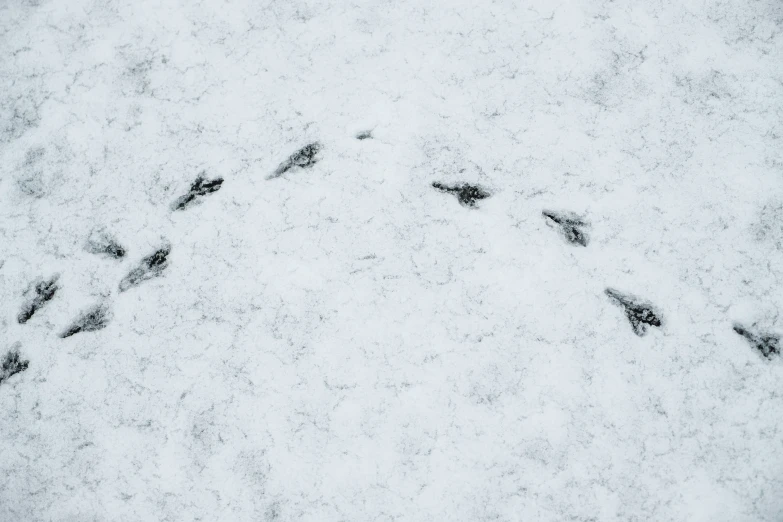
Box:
[2,136,779,388]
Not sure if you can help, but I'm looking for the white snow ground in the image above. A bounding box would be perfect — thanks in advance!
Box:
[1,0,783,520]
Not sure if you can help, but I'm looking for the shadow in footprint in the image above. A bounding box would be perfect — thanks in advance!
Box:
[268,142,322,179]
[733,323,780,359]
[18,274,60,324]
[119,244,171,292]
[543,210,589,246]
[605,288,662,336]
[432,182,490,208]
[60,303,111,338]
[0,343,29,386]
[172,173,224,211]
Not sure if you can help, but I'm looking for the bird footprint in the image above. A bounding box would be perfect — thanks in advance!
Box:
[543,210,589,246]
[733,323,780,359]
[432,182,491,208]
[18,274,60,324]
[269,142,322,179]
[605,288,662,336]
[119,244,171,292]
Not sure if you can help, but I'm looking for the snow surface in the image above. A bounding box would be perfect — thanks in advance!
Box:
[1,0,783,520]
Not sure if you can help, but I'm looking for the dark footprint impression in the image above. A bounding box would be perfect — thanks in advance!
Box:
[543,210,589,246]
[355,130,372,140]
[432,182,490,208]
[18,274,60,324]
[119,244,171,292]
[85,229,126,259]
[0,343,29,386]
[60,302,111,339]
[268,142,322,179]
[605,288,662,336]
[172,173,224,211]
[733,323,780,359]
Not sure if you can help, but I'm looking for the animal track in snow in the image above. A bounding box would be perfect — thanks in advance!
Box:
[85,229,126,259]
[172,173,224,211]
[733,323,780,359]
[60,302,112,338]
[18,274,60,324]
[119,244,171,292]
[432,182,490,208]
[0,343,28,386]
[605,288,662,336]
[543,210,589,246]
[268,142,322,179]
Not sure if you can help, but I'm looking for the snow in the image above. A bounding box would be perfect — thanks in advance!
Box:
[1,0,782,520]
